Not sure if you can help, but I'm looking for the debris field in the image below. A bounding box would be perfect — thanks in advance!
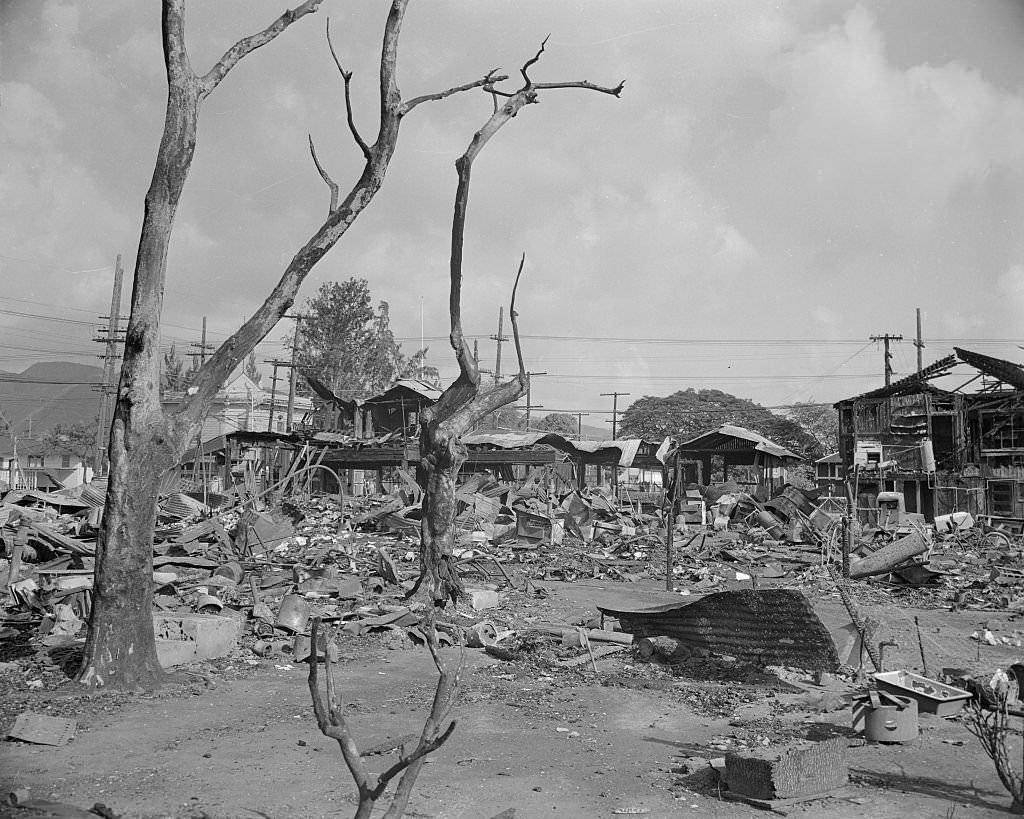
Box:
[3,473,1024,818]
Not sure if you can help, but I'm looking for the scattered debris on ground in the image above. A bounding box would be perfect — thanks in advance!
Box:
[4,471,1024,816]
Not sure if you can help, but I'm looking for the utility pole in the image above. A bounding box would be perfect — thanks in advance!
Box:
[285,314,305,433]
[190,316,215,366]
[601,392,630,440]
[598,391,622,493]
[870,334,903,387]
[914,308,925,376]
[574,411,590,439]
[524,371,547,430]
[490,307,509,385]
[188,316,217,494]
[94,254,124,477]
[264,359,294,432]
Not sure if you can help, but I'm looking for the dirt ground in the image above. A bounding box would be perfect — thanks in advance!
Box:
[2,577,1024,819]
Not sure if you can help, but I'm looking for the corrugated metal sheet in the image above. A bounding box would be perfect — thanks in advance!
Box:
[836,354,957,404]
[674,425,801,461]
[598,589,839,671]
[159,492,208,521]
[955,347,1024,391]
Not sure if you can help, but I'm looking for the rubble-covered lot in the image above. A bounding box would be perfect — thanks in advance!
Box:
[4,480,1024,817]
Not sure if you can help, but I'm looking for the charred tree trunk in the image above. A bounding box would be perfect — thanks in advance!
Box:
[416,43,623,607]
[79,0,502,689]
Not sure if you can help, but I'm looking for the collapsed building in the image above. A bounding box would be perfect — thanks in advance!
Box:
[834,347,1024,531]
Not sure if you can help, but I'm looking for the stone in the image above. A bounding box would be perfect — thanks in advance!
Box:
[724,737,848,800]
[468,589,500,611]
[154,613,242,668]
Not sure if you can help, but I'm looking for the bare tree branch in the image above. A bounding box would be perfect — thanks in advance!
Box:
[307,134,339,214]
[401,70,508,115]
[326,17,372,161]
[534,79,625,97]
[161,0,191,84]
[520,34,550,86]
[381,619,464,818]
[309,615,463,818]
[198,0,323,99]
[416,41,623,609]
[377,0,409,133]
[308,619,370,788]
[510,254,527,379]
[180,0,523,427]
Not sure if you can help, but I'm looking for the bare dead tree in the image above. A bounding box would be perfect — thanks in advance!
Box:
[415,40,624,606]
[79,0,506,690]
[964,698,1024,814]
[308,617,464,819]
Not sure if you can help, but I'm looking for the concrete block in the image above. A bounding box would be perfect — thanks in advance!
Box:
[725,737,848,800]
[154,613,241,668]
[467,589,500,611]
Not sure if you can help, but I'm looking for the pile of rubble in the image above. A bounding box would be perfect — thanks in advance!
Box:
[2,471,1023,674]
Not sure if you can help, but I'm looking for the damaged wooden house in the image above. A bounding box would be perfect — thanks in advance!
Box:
[834,347,1024,530]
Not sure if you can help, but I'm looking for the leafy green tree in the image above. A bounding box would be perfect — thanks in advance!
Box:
[399,348,441,388]
[294,278,440,399]
[533,412,577,437]
[473,406,525,433]
[243,351,262,386]
[160,342,188,393]
[619,388,824,459]
[41,422,97,467]
[782,401,839,453]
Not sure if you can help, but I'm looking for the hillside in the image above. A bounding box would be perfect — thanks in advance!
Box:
[0,361,105,436]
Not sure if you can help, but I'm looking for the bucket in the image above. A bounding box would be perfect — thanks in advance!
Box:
[853,693,918,743]
[757,510,784,539]
[195,594,223,613]
[214,560,243,585]
[276,593,310,633]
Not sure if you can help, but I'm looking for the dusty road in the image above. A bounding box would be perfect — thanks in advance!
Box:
[1,578,1021,818]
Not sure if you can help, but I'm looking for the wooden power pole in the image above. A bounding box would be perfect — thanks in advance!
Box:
[601,391,630,440]
[285,314,305,433]
[870,334,903,387]
[94,254,125,477]
[524,371,547,429]
[490,307,509,385]
[914,308,925,376]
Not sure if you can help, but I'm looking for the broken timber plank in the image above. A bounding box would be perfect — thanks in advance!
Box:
[848,531,928,580]
[557,644,628,667]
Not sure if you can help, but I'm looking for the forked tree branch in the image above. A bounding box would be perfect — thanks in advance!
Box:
[308,134,339,213]
[326,17,372,160]
[178,0,521,430]
[520,34,550,86]
[419,43,623,443]
[308,616,463,818]
[308,620,370,792]
[381,617,464,818]
[199,0,324,99]
[401,69,507,115]
[440,43,624,399]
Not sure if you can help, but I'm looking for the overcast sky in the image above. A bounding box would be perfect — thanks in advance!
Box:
[2,0,1023,427]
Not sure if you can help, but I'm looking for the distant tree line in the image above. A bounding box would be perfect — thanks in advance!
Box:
[618,388,837,459]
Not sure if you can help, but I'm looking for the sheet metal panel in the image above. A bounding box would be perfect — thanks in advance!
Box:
[599,589,839,671]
